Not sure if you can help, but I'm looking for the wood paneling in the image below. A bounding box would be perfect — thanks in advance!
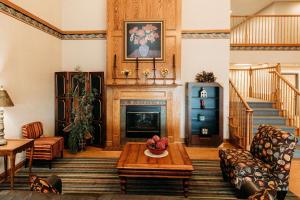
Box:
[106,0,182,85]
[105,0,182,148]
[106,86,181,148]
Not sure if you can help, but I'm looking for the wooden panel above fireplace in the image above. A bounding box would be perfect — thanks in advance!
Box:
[106,0,182,85]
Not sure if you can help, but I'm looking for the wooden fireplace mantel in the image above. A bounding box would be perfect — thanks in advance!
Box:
[105,86,181,150]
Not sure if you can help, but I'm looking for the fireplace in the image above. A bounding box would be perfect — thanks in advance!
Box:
[126,106,161,138]
[120,100,166,144]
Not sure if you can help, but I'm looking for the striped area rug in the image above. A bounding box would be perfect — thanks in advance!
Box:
[0,158,299,200]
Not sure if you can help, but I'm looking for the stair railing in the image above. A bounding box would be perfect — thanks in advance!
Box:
[230,65,278,101]
[229,79,253,149]
[270,67,300,136]
[231,15,300,46]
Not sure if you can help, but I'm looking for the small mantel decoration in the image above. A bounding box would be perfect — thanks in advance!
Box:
[195,71,216,82]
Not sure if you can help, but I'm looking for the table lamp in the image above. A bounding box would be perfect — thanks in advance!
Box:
[0,86,14,145]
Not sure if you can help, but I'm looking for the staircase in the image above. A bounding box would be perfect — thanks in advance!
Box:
[248,98,300,158]
[229,64,300,158]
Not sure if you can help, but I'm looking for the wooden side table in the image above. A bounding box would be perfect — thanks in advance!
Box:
[0,139,34,190]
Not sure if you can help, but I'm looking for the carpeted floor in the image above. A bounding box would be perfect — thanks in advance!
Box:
[0,158,299,200]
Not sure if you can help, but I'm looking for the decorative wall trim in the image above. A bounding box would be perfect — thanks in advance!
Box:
[0,0,107,40]
[182,30,230,39]
[231,46,300,51]
[0,1,63,39]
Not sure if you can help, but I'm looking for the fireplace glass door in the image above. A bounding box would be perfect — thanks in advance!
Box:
[126,106,161,138]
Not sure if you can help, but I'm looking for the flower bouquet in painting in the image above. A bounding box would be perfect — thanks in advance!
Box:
[146,135,168,155]
[125,21,163,60]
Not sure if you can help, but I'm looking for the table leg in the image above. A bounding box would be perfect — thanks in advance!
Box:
[9,154,15,190]
[4,155,7,181]
[120,177,127,194]
[183,179,189,198]
[28,147,34,177]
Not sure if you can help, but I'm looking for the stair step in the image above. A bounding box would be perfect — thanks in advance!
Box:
[253,108,279,116]
[253,116,286,125]
[248,101,274,108]
[253,126,295,134]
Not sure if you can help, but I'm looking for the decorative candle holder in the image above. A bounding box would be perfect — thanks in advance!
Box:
[160,68,169,85]
[121,69,131,84]
[143,70,151,85]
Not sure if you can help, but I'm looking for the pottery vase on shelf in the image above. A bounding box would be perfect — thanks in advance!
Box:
[139,44,149,57]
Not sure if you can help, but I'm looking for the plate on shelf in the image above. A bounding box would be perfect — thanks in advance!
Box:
[144,149,169,158]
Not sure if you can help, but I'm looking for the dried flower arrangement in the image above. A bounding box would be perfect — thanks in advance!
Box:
[195,71,216,82]
[160,68,169,78]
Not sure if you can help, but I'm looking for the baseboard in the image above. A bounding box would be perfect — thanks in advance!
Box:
[0,159,26,183]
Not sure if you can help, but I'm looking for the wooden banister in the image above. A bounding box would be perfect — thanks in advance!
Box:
[231,15,300,46]
[229,79,253,149]
[270,71,300,95]
[230,64,300,139]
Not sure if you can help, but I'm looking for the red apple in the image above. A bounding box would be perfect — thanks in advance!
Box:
[146,139,155,148]
[156,141,166,150]
[160,137,169,146]
[152,135,160,142]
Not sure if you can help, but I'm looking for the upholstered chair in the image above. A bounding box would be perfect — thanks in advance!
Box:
[30,175,62,194]
[22,121,64,169]
[219,125,298,200]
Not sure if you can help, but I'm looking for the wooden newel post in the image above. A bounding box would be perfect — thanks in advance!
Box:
[249,67,253,98]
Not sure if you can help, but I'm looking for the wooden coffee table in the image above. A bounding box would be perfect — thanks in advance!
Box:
[117,142,194,197]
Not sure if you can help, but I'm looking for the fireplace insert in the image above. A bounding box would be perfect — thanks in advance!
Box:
[126,105,161,138]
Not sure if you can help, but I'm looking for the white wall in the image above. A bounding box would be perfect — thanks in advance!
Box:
[182,0,230,139]
[231,0,273,15]
[183,0,230,30]
[262,1,300,15]
[62,0,106,30]
[0,3,61,172]
[62,40,106,72]
[10,0,61,28]
[61,0,107,72]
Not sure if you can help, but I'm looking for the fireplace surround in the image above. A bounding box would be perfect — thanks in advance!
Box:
[105,86,181,149]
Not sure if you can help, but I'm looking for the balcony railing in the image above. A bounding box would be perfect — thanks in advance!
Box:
[231,15,300,46]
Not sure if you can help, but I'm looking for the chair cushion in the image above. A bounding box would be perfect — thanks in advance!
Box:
[35,137,63,146]
[22,122,43,139]
[219,148,275,190]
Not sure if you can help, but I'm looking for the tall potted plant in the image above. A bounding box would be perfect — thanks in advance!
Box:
[64,70,96,153]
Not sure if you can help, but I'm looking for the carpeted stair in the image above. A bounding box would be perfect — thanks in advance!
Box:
[0,158,299,199]
[248,99,300,158]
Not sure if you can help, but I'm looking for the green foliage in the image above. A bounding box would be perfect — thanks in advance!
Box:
[67,71,97,153]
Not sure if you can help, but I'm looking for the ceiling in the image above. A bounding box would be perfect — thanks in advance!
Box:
[231,0,300,15]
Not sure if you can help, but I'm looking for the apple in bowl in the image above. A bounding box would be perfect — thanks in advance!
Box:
[146,135,168,155]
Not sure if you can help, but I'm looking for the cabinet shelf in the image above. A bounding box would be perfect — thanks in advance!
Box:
[186,82,223,147]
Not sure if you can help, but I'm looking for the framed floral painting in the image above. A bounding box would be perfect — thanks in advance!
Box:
[124,21,164,61]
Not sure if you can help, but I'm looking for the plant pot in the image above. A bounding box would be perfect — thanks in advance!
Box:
[78,139,86,151]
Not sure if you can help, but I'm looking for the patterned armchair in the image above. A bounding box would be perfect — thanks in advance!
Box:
[30,175,62,194]
[22,122,64,169]
[219,125,298,200]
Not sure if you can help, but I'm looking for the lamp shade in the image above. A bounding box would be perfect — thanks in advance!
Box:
[0,87,14,107]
